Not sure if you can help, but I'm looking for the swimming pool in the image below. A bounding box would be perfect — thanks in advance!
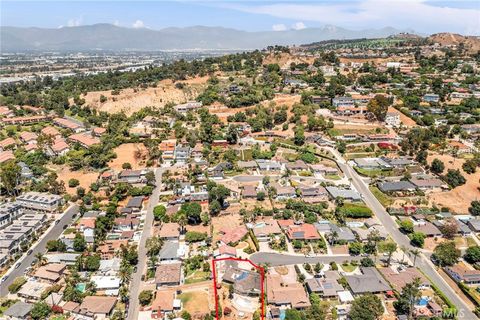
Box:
[76,283,86,293]
[417,297,429,306]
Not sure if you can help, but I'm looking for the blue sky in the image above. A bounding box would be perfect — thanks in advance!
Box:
[2,1,479,35]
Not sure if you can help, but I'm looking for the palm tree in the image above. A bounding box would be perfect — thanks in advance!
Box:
[178,215,187,234]
[329,231,339,246]
[409,248,420,266]
[34,252,46,267]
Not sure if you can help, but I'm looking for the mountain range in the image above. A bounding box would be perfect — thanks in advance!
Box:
[1,24,412,51]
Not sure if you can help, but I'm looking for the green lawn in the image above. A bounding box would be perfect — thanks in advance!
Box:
[184,271,210,284]
[341,263,357,272]
[354,166,392,178]
[325,174,341,180]
[369,186,394,207]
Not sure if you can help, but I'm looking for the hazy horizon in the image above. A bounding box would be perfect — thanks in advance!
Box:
[2,0,479,36]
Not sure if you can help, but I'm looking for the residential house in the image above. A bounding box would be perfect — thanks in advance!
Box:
[3,301,33,320]
[53,117,84,132]
[219,226,248,246]
[379,267,430,292]
[223,266,262,296]
[266,274,311,309]
[68,132,101,148]
[71,296,117,319]
[90,276,121,296]
[117,169,148,185]
[155,263,182,288]
[326,187,362,202]
[445,264,480,285]
[16,192,63,213]
[19,132,38,144]
[126,196,144,212]
[33,263,67,283]
[345,267,391,295]
[285,223,321,241]
[378,181,416,194]
[151,289,181,319]
[305,271,344,298]
[159,223,180,240]
[409,176,447,191]
[252,218,282,242]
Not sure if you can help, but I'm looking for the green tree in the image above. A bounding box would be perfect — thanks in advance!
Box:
[294,125,305,146]
[367,95,390,121]
[349,294,384,320]
[68,178,80,188]
[30,302,51,320]
[153,205,167,221]
[393,278,421,319]
[469,201,480,216]
[464,246,480,264]
[383,242,397,266]
[180,202,202,224]
[409,232,425,248]
[73,233,87,252]
[433,241,460,266]
[444,169,466,188]
[349,242,365,257]
[399,220,414,234]
[0,160,21,196]
[430,158,445,174]
[138,290,153,306]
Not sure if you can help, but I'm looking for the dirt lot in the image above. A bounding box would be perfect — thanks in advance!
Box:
[109,143,149,171]
[51,165,98,195]
[211,213,243,243]
[388,106,417,127]
[427,153,479,213]
[76,76,208,115]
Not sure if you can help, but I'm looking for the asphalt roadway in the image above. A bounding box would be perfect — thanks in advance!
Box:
[0,204,80,296]
[127,168,163,320]
[336,158,477,319]
[250,252,362,266]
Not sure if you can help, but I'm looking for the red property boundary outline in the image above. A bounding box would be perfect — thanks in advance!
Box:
[211,257,265,320]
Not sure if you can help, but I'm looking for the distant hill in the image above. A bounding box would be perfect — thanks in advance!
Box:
[428,32,480,53]
[0,24,410,51]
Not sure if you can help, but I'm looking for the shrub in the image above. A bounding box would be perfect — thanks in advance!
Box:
[185,231,207,243]
[68,179,80,188]
[8,277,26,293]
[138,290,153,306]
[338,203,373,218]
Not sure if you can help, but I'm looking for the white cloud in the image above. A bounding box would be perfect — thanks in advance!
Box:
[67,17,83,27]
[113,20,120,27]
[132,20,145,29]
[272,24,287,31]
[226,0,480,35]
[292,22,306,30]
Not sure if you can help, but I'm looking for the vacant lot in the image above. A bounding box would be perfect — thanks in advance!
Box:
[427,153,479,213]
[179,290,211,317]
[211,213,243,243]
[51,165,98,195]
[109,143,148,171]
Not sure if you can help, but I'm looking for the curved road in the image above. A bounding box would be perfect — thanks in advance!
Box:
[326,146,476,319]
[0,204,80,296]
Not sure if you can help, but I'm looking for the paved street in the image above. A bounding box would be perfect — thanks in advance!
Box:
[0,204,80,296]
[334,153,477,319]
[250,252,361,266]
[127,168,163,320]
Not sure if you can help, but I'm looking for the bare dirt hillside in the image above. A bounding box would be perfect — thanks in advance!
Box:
[263,52,315,69]
[73,76,209,115]
[429,33,480,53]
